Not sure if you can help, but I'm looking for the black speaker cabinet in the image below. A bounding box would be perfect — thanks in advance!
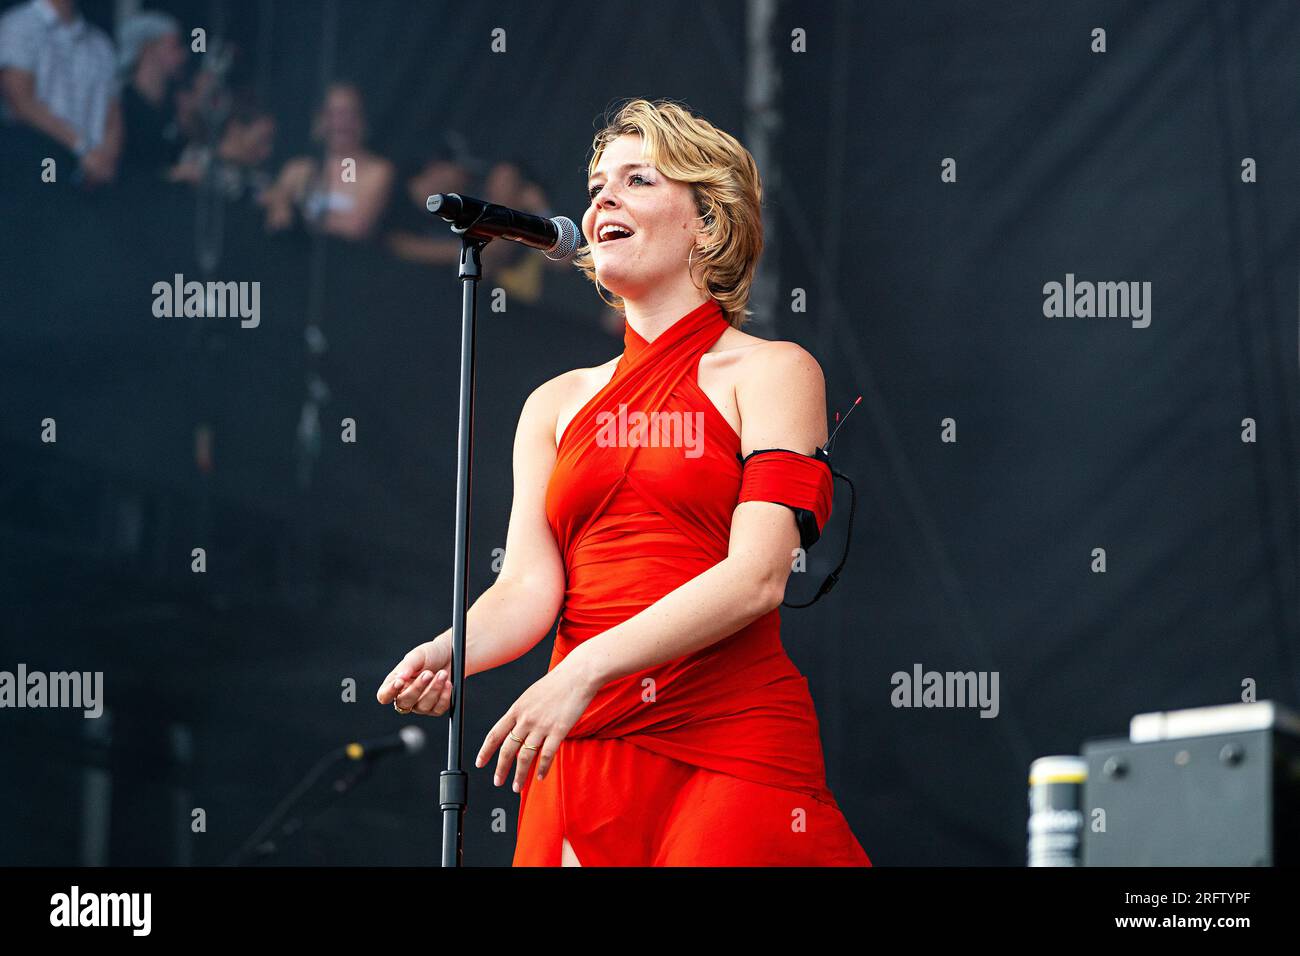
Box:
[1081,701,1300,866]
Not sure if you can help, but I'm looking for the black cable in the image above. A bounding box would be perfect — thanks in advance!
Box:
[782,468,855,609]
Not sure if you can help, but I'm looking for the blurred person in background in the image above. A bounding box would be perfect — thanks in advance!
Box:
[169,77,276,199]
[259,80,393,241]
[0,0,121,189]
[385,151,472,266]
[386,152,569,307]
[115,9,188,184]
[479,157,570,306]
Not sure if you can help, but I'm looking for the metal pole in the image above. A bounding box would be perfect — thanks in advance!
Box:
[440,235,488,866]
[744,0,781,338]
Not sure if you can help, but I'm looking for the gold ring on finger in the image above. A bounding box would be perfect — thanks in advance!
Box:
[521,742,540,751]
[509,731,525,744]
[394,701,411,714]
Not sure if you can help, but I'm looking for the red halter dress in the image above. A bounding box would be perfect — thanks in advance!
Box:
[511,297,871,866]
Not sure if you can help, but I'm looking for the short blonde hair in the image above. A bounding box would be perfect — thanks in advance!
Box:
[574,98,764,328]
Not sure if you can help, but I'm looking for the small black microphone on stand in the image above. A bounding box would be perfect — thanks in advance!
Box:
[344,725,427,763]
[333,726,427,794]
[224,726,427,865]
[426,193,581,261]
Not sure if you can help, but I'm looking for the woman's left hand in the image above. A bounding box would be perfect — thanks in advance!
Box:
[476,657,599,792]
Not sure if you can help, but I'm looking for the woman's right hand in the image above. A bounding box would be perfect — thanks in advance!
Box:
[376,374,570,720]
[376,636,454,717]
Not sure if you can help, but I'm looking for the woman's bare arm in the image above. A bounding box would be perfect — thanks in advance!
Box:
[378,373,568,707]
[445,373,567,676]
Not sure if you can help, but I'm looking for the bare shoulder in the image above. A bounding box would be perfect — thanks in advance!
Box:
[731,336,826,391]
[520,365,579,424]
[524,354,621,446]
[731,338,828,451]
[544,355,620,407]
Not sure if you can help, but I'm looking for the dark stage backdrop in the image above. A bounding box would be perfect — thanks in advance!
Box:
[0,0,1296,866]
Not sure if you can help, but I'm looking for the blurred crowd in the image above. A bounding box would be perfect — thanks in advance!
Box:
[0,0,573,307]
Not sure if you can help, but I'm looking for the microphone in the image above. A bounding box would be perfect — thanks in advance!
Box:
[344,725,426,762]
[426,193,581,261]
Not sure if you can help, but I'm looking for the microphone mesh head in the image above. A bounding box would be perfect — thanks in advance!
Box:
[546,216,581,262]
[398,725,426,754]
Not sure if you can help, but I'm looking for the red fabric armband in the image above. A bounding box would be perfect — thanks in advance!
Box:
[736,448,834,549]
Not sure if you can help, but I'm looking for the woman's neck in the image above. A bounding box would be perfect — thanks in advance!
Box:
[623,287,712,343]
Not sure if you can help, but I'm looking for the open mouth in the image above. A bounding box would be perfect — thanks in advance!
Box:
[597,222,636,244]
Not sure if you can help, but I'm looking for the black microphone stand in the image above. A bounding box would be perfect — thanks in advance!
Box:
[426,192,577,867]
[439,230,490,867]
[224,745,362,865]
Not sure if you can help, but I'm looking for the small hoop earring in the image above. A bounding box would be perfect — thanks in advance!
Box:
[595,278,621,311]
[687,246,707,292]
